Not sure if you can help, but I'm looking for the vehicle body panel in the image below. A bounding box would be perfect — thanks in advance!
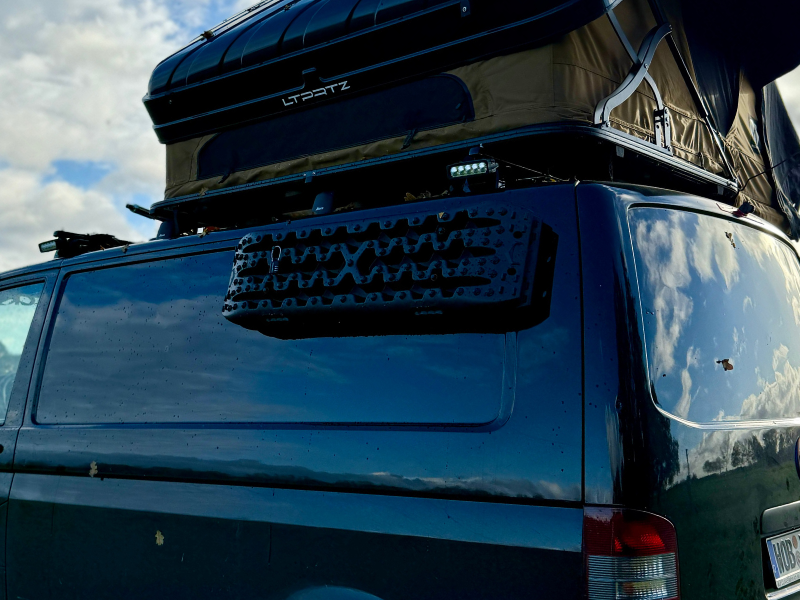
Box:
[580,183,800,599]
[8,473,581,599]
[5,182,800,598]
[6,185,584,599]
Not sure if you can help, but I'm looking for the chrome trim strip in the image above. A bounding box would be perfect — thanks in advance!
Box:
[767,580,800,600]
[653,402,800,431]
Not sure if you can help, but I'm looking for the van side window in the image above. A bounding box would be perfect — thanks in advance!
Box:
[0,282,44,423]
[36,252,506,425]
[630,207,800,424]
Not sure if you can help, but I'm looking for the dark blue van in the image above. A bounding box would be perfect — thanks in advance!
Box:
[3,182,800,599]
[5,0,800,597]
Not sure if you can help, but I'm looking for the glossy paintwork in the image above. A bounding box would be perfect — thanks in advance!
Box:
[11,182,796,599]
[580,183,800,599]
[5,185,584,599]
[763,499,800,535]
[8,474,582,599]
[14,186,583,502]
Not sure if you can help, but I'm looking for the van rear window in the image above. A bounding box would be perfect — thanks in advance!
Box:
[35,252,506,425]
[630,207,800,424]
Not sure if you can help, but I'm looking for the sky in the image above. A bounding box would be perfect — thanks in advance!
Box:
[0,1,799,274]
[0,0,252,274]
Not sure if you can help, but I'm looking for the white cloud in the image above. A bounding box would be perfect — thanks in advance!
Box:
[773,344,789,372]
[0,168,142,273]
[0,0,245,273]
[732,326,746,358]
[674,346,700,419]
[745,226,800,325]
[635,212,693,373]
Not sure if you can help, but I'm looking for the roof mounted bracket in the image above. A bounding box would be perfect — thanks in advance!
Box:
[38,231,133,259]
[593,10,672,152]
[645,0,739,185]
[126,203,158,220]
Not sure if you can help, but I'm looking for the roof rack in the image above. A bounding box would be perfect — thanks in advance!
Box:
[38,231,133,259]
[142,123,737,232]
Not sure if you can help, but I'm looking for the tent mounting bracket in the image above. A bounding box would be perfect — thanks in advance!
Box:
[646,0,739,184]
[593,9,672,153]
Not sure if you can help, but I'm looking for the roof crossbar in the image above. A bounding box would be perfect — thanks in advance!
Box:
[38,231,132,259]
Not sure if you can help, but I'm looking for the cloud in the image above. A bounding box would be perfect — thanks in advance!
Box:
[674,346,700,419]
[0,168,141,273]
[0,0,245,273]
[745,225,800,325]
[773,344,789,372]
[634,212,694,373]
[731,326,746,358]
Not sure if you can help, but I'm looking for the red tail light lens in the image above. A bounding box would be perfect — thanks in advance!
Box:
[584,507,680,600]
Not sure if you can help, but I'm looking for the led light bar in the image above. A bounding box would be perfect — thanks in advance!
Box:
[38,240,58,253]
[447,158,498,179]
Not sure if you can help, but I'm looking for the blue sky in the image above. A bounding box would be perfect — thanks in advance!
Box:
[44,160,115,189]
[0,0,799,273]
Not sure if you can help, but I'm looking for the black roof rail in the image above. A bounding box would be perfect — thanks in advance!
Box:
[38,231,133,259]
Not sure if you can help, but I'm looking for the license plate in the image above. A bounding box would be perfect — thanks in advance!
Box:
[767,529,800,588]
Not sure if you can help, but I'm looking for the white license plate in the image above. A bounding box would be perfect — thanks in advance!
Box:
[767,529,800,588]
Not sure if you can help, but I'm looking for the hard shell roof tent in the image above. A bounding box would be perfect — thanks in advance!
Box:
[141,0,800,237]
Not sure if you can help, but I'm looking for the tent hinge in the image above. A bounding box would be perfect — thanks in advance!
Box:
[593,9,672,153]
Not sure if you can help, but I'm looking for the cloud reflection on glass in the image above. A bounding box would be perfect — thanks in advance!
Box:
[631,208,800,478]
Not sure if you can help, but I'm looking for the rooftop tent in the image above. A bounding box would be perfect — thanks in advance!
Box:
[144,0,800,234]
[145,0,620,143]
[762,83,800,235]
[680,0,800,234]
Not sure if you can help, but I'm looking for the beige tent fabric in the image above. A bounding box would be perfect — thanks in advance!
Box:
[165,45,583,199]
[166,134,215,191]
[163,0,782,229]
[724,74,781,226]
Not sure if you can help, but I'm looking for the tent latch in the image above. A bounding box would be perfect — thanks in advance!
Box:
[654,107,672,152]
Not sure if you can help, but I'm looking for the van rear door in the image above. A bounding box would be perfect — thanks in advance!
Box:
[622,196,800,599]
[7,185,586,599]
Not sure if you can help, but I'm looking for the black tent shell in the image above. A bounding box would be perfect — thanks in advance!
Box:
[144,0,620,144]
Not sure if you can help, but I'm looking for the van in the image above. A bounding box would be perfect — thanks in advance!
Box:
[3,181,800,599]
[5,0,800,596]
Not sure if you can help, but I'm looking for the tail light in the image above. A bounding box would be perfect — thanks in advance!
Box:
[584,507,680,600]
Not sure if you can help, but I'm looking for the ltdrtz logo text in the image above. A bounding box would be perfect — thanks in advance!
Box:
[282,81,351,106]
